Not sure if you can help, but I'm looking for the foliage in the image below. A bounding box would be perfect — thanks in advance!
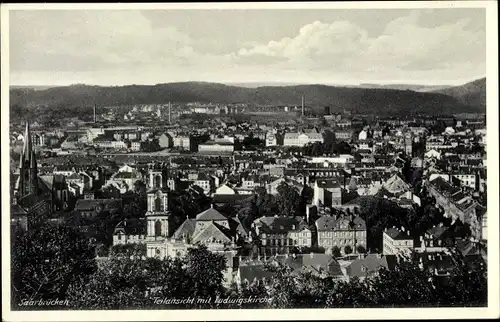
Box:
[275,182,301,217]
[248,249,487,308]
[66,256,189,309]
[357,196,411,252]
[356,245,367,254]
[66,244,227,309]
[237,183,307,230]
[11,223,97,306]
[168,189,212,230]
[344,245,353,255]
[109,243,147,258]
[331,246,342,258]
[184,245,227,299]
[10,82,478,124]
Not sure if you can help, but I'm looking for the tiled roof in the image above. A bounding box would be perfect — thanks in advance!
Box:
[75,198,120,211]
[346,254,397,278]
[114,218,147,235]
[254,216,308,234]
[239,264,276,282]
[196,207,227,221]
[173,219,197,239]
[385,227,412,240]
[426,225,448,239]
[191,221,232,244]
[212,194,253,204]
[316,179,341,189]
[316,215,366,231]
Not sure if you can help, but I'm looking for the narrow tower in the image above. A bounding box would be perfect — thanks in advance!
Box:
[93,104,97,123]
[301,95,305,117]
[18,121,38,199]
[168,101,172,124]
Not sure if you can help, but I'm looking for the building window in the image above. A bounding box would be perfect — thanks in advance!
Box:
[155,220,162,236]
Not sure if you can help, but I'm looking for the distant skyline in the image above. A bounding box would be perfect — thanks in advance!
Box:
[9,8,486,86]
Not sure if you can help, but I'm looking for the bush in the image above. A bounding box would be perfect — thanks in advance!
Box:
[356,245,366,254]
[331,246,341,258]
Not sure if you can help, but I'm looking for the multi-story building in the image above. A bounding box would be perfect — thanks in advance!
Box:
[92,136,127,149]
[253,216,311,255]
[382,227,414,255]
[169,133,191,150]
[334,129,354,141]
[130,141,142,151]
[283,130,323,147]
[452,171,479,190]
[193,172,215,195]
[113,218,147,245]
[426,177,480,240]
[265,131,279,147]
[74,198,121,218]
[315,214,367,254]
[31,132,46,147]
[198,141,234,153]
[157,133,171,148]
[313,179,342,207]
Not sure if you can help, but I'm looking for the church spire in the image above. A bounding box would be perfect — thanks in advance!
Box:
[21,121,32,164]
[18,120,38,198]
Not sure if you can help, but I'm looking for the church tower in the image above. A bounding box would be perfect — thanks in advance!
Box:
[146,188,171,239]
[18,121,39,199]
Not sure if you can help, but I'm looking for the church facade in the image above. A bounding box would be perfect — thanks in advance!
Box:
[11,122,54,230]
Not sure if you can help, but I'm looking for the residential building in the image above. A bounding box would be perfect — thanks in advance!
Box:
[198,141,234,153]
[253,216,311,255]
[315,214,367,254]
[382,227,414,255]
[113,218,147,245]
[427,177,480,239]
[313,179,342,207]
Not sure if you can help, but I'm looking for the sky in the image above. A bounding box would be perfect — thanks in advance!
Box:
[9,8,486,86]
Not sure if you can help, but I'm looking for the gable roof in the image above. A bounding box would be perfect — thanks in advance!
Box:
[383,173,410,194]
[114,218,147,235]
[254,216,308,234]
[173,219,197,239]
[191,221,232,244]
[346,254,397,278]
[196,207,227,221]
[384,227,412,240]
[316,179,341,189]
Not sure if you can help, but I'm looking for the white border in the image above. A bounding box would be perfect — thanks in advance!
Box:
[1,2,499,321]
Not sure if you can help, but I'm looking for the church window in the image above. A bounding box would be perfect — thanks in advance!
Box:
[155,220,162,236]
[155,197,162,212]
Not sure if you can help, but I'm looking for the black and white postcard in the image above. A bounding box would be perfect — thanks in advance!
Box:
[1,2,498,321]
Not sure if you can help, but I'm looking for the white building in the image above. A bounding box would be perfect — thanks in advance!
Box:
[382,227,414,255]
[198,142,234,153]
[265,132,278,147]
[283,131,323,147]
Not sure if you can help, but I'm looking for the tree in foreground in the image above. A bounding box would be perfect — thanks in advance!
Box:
[66,244,227,309]
[11,223,97,307]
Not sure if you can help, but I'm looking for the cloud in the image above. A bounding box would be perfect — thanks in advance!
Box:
[235,12,485,79]
[10,11,199,72]
[9,10,485,85]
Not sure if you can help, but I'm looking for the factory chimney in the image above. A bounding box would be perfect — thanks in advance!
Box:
[168,101,172,124]
[301,95,305,117]
[93,104,97,123]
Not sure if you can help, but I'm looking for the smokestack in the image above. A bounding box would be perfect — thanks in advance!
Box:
[168,101,172,124]
[301,95,305,117]
[93,104,97,123]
